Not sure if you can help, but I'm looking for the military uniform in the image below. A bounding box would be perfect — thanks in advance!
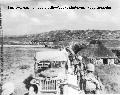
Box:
[82,63,102,94]
[76,56,85,90]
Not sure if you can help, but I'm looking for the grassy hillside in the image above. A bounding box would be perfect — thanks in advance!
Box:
[95,64,120,94]
[3,30,120,50]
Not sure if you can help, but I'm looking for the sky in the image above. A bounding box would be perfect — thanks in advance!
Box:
[0,0,120,35]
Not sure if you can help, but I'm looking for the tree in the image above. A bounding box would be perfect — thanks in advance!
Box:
[72,43,87,54]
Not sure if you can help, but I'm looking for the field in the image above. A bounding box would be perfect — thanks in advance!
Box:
[1,45,120,94]
[1,46,58,95]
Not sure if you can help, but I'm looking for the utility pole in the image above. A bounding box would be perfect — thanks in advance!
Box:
[0,5,4,94]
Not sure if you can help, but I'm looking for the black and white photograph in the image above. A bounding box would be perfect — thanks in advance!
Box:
[0,0,120,94]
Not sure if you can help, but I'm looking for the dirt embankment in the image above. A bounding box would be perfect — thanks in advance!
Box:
[95,64,120,94]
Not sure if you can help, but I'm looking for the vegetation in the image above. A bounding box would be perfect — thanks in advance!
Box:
[2,30,120,94]
[95,64,120,94]
[18,65,30,70]
[3,29,120,58]
[3,30,120,47]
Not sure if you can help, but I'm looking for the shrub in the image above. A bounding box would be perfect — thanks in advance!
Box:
[18,65,30,70]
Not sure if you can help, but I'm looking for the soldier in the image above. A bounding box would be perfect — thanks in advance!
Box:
[83,63,103,94]
[76,56,85,91]
[73,57,78,75]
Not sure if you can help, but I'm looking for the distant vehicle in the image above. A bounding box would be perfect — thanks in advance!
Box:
[29,51,69,95]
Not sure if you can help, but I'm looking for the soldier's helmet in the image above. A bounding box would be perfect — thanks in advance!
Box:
[86,63,95,72]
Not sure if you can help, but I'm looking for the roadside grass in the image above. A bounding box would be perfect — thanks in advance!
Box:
[95,64,120,94]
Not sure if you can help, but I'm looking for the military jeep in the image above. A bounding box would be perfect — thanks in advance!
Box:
[29,51,68,95]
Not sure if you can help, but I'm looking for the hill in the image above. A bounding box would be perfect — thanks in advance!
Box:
[3,30,120,48]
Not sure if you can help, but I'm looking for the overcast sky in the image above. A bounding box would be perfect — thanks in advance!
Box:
[0,0,120,35]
